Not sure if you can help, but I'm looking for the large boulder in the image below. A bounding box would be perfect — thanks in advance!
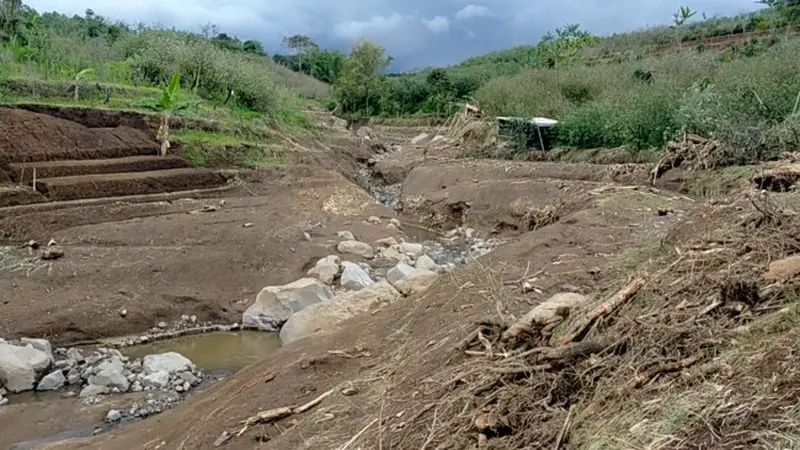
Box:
[280,281,402,345]
[88,357,129,392]
[20,338,53,361]
[0,342,52,393]
[143,352,193,375]
[243,278,334,331]
[142,371,170,389]
[340,262,375,291]
[337,240,375,259]
[307,255,341,285]
[393,268,439,296]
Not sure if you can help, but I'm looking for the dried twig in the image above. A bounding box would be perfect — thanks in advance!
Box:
[562,278,646,345]
[338,418,379,450]
[630,356,699,389]
[553,406,574,450]
[235,388,336,437]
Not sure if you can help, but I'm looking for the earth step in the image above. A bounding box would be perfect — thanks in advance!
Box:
[34,168,227,201]
[8,156,189,182]
[0,184,47,208]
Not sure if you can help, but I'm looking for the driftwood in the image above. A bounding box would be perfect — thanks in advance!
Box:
[561,278,647,345]
[235,388,336,437]
[502,293,587,342]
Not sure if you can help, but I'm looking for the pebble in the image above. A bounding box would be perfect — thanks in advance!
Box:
[158,322,167,329]
[120,309,128,317]
[106,409,122,422]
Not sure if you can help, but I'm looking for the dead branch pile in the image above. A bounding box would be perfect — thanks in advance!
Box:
[753,162,800,192]
[441,104,498,152]
[385,193,800,450]
[651,133,725,184]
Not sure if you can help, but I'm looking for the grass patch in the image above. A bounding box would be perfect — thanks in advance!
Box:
[684,165,757,198]
[172,130,287,169]
[275,108,311,134]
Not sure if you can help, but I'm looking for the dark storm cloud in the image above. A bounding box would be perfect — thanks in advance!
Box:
[28,0,762,71]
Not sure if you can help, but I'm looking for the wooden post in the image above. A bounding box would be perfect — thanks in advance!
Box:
[32,167,37,191]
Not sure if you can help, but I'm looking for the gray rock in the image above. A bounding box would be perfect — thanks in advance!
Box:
[393,268,440,296]
[80,384,109,398]
[106,409,122,421]
[20,338,53,360]
[340,262,375,291]
[0,396,8,406]
[242,278,334,332]
[182,381,191,391]
[142,371,170,389]
[415,255,442,273]
[399,242,424,258]
[179,371,198,385]
[67,368,82,385]
[337,240,375,259]
[337,230,356,240]
[37,370,66,391]
[158,322,167,329]
[307,255,341,285]
[142,352,193,375]
[367,216,382,224]
[378,246,406,263]
[386,263,416,285]
[0,342,52,393]
[88,358,130,392]
[373,237,399,248]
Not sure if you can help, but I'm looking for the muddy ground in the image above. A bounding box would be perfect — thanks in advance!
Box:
[2,107,796,450]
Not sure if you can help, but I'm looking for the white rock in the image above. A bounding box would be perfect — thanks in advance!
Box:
[65,348,84,362]
[399,242,424,258]
[0,342,52,393]
[142,352,193,375]
[80,384,109,398]
[336,230,355,240]
[158,322,167,329]
[337,240,375,259]
[66,368,82,385]
[389,218,402,228]
[36,370,66,391]
[373,237,399,248]
[242,278,334,331]
[307,255,341,285]
[393,268,440,296]
[0,396,7,406]
[88,358,130,392]
[20,338,53,360]
[142,371,170,389]
[367,216,382,224]
[340,262,375,291]
[379,246,406,263]
[280,281,402,345]
[415,255,442,273]
[106,409,122,421]
[386,263,416,285]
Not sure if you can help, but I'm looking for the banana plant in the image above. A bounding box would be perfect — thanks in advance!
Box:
[138,74,201,156]
[61,66,94,101]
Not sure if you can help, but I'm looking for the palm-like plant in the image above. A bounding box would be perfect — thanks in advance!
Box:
[139,74,201,156]
[61,66,94,101]
[673,6,697,26]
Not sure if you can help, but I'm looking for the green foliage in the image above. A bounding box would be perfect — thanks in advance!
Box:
[335,39,391,115]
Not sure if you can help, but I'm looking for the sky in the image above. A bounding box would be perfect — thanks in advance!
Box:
[27,0,762,72]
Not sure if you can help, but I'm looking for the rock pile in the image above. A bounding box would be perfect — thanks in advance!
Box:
[0,338,201,406]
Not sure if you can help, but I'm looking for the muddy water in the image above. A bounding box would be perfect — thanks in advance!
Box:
[122,330,281,372]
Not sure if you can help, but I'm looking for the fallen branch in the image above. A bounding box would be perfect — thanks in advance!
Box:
[502,293,587,342]
[561,278,647,345]
[338,418,379,450]
[541,341,608,361]
[630,356,699,389]
[235,388,336,437]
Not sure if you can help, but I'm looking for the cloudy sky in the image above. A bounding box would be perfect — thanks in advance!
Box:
[27,0,762,71]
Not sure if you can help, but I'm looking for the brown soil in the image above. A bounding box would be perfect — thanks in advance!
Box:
[34,168,225,201]
[8,156,189,181]
[0,107,159,166]
[0,184,47,208]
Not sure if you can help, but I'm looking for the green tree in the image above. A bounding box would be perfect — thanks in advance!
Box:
[282,34,317,71]
[242,39,265,55]
[61,65,94,101]
[335,38,391,114]
[0,0,24,42]
[306,48,346,83]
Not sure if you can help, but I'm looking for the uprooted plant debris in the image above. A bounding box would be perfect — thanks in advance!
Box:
[651,133,726,184]
[378,192,800,450]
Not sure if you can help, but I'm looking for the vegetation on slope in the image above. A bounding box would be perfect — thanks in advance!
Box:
[0,1,332,168]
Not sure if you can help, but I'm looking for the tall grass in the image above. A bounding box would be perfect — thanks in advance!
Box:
[475,37,800,162]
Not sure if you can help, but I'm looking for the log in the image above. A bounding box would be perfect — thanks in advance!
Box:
[561,278,646,345]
